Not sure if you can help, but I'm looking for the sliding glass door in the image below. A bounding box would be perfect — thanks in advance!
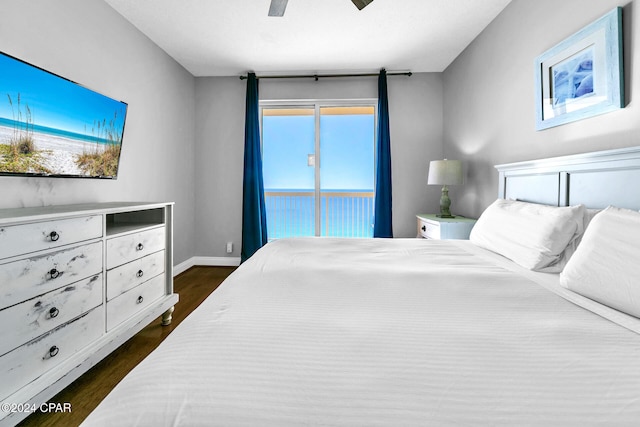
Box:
[319,106,375,237]
[262,101,376,239]
[261,107,316,238]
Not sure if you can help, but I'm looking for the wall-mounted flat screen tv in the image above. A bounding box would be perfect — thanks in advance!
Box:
[0,51,127,179]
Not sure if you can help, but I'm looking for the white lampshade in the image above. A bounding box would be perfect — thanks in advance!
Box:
[428,159,463,186]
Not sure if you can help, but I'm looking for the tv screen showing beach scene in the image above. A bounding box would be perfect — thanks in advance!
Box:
[0,52,127,178]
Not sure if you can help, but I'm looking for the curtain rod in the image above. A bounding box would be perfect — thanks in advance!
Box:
[239,71,412,81]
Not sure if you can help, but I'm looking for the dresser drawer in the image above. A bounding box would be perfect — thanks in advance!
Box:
[0,215,102,260]
[0,307,103,401]
[0,241,103,310]
[0,274,102,357]
[106,226,165,269]
[106,274,165,331]
[418,219,441,239]
[106,250,165,301]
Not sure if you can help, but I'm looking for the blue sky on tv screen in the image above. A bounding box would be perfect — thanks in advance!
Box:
[0,53,126,137]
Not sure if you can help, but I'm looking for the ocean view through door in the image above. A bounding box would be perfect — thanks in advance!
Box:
[262,102,376,239]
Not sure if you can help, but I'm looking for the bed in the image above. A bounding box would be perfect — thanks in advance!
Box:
[82,146,640,426]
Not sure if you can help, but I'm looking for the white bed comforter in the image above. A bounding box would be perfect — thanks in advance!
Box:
[83,238,640,426]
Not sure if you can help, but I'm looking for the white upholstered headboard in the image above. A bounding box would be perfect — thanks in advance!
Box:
[495,146,640,210]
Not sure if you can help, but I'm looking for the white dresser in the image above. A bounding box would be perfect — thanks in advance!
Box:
[0,202,178,426]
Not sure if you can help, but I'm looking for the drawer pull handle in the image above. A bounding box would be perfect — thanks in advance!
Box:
[49,307,60,318]
[422,225,426,232]
[137,295,144,304]
[136,269,144,278]
[136,243,144,251]
[49,231,60,242]
[49,345,59,358]
[48,268,61,280]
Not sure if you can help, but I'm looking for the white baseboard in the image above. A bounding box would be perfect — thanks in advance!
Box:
[174,256,241,276]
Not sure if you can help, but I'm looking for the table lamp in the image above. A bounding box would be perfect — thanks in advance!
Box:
[428,159,463,218]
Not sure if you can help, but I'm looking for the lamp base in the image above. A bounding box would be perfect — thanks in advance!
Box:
[438,185,454,218]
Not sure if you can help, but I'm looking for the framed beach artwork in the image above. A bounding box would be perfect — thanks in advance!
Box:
[0,51,127,178]
[535,7,623,130]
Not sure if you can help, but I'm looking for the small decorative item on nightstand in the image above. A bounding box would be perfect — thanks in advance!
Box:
[416,214,476,240]
[428,159,463,218]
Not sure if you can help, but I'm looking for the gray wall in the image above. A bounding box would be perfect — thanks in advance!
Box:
[0,0,196,265]
[194,77,245,259]
[194,73,444,258]
[7,0,629,264]
[443,0,639,218]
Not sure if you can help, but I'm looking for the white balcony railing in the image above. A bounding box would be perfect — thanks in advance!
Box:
[265,190,374,239]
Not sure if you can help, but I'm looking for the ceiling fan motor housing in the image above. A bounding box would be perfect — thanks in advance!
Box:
[269,0,374,17]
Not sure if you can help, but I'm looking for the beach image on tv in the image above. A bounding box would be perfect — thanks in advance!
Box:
[0,52,127,178]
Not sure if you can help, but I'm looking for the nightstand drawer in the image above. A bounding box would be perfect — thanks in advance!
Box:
[418,218,440,239]
[416,214,476,240]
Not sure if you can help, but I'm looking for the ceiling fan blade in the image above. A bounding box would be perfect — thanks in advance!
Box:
[268,0,288,16]
[351,0,374,10]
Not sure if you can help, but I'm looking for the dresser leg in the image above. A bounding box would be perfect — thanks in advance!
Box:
[161,306,175,326]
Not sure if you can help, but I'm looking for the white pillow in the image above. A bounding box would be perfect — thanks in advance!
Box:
[561,208,603,261]
[583,208,602,229]
[560,206,640,318]
[470,199,585,271]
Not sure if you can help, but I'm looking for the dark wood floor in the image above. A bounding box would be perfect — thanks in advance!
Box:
[17,266,235,427]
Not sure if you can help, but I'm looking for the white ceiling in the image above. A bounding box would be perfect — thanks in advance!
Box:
[104,0,512,77]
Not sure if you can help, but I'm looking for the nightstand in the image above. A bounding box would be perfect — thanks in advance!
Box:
[416,214,476,240]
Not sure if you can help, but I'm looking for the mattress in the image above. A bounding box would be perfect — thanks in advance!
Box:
[82,238,640,426]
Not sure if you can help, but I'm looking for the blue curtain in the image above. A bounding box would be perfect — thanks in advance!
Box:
[241,73,268,262]
[373,69,393,238]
